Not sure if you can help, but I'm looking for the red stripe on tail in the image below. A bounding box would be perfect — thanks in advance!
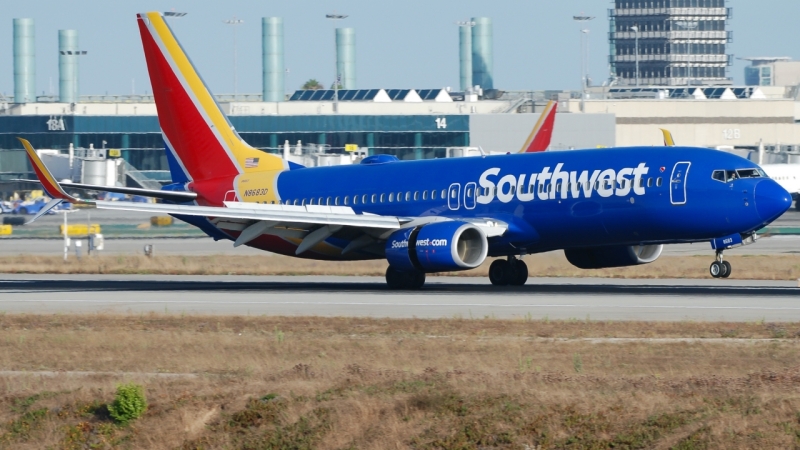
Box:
[137,16,239,181]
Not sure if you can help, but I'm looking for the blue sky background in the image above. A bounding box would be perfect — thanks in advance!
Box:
[0,0,797,98]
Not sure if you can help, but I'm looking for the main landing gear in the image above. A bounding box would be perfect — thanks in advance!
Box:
[489,256,529,286]
[385,266,426,290]
[709,250,732,279]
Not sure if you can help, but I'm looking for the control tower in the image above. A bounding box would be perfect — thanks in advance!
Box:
[609,0,732,86]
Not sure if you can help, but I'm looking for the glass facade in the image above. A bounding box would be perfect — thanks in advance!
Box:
[609,0,732,86]
[0,114,470,178]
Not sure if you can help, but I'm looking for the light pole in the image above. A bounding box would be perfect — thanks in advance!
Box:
[326,13,347,113]
[630,25,640,86]
[573,15,594,112]
[223,16,244,99]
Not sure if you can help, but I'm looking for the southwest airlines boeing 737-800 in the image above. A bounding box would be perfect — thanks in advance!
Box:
[18,12,792,288]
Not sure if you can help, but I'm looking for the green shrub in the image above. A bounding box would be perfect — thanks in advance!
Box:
[108,383,147,425]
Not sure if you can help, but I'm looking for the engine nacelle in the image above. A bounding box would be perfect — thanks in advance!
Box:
[385,221,488,273]
[564,244,663,269]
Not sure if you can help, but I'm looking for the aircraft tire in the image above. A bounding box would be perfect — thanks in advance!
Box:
[408,271,426,290]
[721,261,732,278]
[709,261,723,278]
[385,267,404,289]
[385,266,426,290]
[509,260,528,286]
[489,260,510,286]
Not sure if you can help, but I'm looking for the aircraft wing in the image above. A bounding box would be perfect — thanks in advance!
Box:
[13,179,198,203]
[17,137,508,254]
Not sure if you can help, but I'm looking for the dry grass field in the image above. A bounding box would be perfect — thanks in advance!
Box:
[0,315,800,449]
[0,252,799,280]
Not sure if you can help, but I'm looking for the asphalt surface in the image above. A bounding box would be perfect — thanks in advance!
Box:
[1,274,798,322]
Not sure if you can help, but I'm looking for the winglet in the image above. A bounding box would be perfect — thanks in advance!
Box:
[18,137,89,205]
[660,129,676,147]
[519,100,558,153]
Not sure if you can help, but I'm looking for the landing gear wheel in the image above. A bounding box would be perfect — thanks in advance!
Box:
[408,271,426,289]
[709,261,723,278]
[385,266,426,290]
[721,260,732,278]
[386,267,404,289]
[509,260,528,286]
[489,260,510,286]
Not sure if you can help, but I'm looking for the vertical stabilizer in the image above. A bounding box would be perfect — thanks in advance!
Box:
[519,100,557,153]
[137,12,285,182]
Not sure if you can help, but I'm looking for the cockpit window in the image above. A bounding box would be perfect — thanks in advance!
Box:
[713,168,765,183]
[736,168,763,179]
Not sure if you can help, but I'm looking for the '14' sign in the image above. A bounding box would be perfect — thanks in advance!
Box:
[435,117,447,129]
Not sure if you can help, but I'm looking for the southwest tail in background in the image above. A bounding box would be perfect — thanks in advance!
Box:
[518,100,557,153]
[136,12,285,182]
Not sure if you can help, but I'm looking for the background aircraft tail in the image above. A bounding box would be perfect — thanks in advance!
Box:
[136,12,285,182]
[519,100,557,153]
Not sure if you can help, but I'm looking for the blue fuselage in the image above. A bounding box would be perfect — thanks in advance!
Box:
[269,146,789,258]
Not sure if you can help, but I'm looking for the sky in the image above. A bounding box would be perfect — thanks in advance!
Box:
[1,0,798,98]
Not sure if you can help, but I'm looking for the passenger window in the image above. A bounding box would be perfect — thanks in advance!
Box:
[334,197,339,206]
[656,177,663,187]
[441,189,446,198]
[389,193,394,202]
[379,194,384,203]
[422,191,427,200]
[326,197,331,205]
[405,192,410,201]
[647,178,653,187]
[414,191,419,201]
[353,196,359,205]
[538,184,544,194]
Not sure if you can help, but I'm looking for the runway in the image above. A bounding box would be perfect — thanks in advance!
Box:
[1,274,798,322]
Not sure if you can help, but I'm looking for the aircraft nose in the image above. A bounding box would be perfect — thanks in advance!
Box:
[754,179,792,223]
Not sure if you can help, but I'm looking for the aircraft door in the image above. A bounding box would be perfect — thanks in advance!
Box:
[670,162,691,205]
[448,183,461,210]
[464,182,477,210]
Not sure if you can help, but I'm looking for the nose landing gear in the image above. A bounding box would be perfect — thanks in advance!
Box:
[709,251,732,278]
[489,256,529,286]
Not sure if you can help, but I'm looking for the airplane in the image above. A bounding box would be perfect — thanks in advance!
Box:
[518,100,557,153]
[17,11,792,287]
[661,129,800,211]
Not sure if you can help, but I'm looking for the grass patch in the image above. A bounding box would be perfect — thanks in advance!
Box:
[0,314,798,448]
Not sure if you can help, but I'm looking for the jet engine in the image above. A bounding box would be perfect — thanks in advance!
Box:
[385,221,488,273]
[564,244,663,269]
